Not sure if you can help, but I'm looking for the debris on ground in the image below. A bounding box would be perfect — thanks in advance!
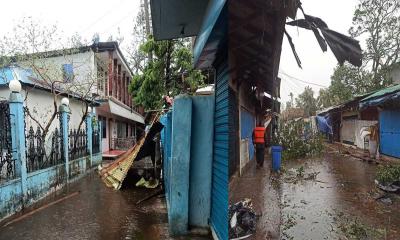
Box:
[335,215,385,240]
[98,115,163,190]
[375,179,400,193]
[229,199,257,239]
[283,167,320,183]
[377,196,392,205]
[135,177,159,189]
[375,165,400,193]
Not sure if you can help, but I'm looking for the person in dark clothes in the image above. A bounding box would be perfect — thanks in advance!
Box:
[252,120,266,167]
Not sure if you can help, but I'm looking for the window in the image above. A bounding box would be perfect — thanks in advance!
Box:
[97,65,104,92]
[62,64,74,82]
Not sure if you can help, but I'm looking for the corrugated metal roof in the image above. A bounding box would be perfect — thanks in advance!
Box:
[361,84,400,102]
[0,66,100,105]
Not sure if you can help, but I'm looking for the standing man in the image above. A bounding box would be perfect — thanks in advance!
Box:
[252,120,266,167]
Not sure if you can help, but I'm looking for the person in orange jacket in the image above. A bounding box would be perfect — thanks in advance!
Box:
[252,120,266,167]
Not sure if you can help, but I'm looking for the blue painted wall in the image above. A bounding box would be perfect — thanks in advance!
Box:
[380,110,400,158]
[0,179,23,220]
[169,95,192,235]
[240,107,255,161]
[0,156,100,221]
[161,111,173,212]
[1,91,102,222]
[189,96,215,228]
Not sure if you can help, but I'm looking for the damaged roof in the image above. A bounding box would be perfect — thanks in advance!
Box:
[361,84,400,102]
[359,84,400,109]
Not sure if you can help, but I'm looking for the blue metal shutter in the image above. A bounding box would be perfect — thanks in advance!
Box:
[380,110,400,158]
[240,107,255,161]
[229,88,239,177]
[210,60,229,240]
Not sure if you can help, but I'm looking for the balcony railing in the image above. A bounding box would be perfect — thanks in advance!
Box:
[111,137,136,150]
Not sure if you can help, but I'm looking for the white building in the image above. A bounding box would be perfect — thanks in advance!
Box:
[0,41,144,157]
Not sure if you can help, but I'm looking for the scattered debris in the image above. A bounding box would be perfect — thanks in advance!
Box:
[136,188,163,205]
[300,199,308,205]
[336,217,384,240]
[283,167,320,183]
[135,177,159,189]
[99,116,163,190]
[378,196,392,205]
[375,179,400,193]
[281,214,297,240]
[229,199,257,239]
[376,164,400,186]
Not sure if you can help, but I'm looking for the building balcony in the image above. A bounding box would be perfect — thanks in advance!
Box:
[111,137,136,150]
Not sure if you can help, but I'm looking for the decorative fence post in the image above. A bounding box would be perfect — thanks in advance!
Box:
[59,98,70,182]
[86,109,93,168]
[8,80,28,202]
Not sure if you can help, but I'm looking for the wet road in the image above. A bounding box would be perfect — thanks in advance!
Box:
[0,171,209,240]
[230,151,400,240]
[280,153,400,240]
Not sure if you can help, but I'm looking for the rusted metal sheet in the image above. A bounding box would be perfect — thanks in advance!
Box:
[286,12,362,67]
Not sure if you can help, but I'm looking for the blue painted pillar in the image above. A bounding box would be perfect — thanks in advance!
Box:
[86,112,93,168]
[9,91,27,202]
[169,95,192,236]
[189,96,215,228]
[59,103,70,181]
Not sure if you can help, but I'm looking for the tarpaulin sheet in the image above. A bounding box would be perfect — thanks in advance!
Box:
[316,115,333,135]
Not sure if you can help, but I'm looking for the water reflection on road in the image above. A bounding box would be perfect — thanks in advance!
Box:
[281,153,400,240]
[0,172,205,240]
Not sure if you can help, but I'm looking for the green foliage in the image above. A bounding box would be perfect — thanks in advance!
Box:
[350,0,400,89]
[275,120,323,160]
[296,166,305,178]
[376,165,400,184]
[128,36,204,110]
[319,0,400,109]
[295,86,317,117]
[317,64,370,109]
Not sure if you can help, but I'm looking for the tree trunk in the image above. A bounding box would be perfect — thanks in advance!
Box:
[143,0,152,61]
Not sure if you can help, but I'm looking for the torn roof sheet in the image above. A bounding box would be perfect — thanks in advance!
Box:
[360,84,400,102]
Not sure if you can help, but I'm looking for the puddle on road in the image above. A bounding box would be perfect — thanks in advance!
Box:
[279,153,400,240]
[0,172,208,240]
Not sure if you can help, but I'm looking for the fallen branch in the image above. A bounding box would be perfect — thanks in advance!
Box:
[136,188,163,205]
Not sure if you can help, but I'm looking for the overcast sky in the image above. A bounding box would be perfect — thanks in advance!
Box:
[0,0,360,104]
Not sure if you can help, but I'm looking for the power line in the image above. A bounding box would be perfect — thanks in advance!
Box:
[279,70,328,88]
[79,0,128,35]
[99,9,137,36]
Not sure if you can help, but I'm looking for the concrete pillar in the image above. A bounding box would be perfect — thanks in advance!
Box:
[86,112,93,168]
[99,120,103,154]
[9,91,27,202]
[126,76,129,105]
[122,72,126,104]
[169,95,192,236]
[108,51,113,97]
[59,103,70,181]
[189,96,214,228]
[117,63,121,100]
